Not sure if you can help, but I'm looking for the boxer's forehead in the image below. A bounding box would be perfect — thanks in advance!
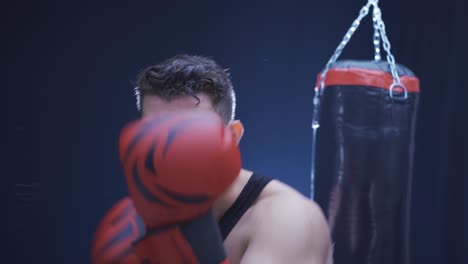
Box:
[141,93,214,117]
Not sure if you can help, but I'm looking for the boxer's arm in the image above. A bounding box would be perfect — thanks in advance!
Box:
[240,196,332,264]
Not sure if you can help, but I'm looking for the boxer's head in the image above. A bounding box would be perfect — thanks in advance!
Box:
[135,55,244,143]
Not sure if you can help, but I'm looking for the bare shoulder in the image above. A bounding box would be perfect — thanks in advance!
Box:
[242,180,331,263]
[253,179,326,221]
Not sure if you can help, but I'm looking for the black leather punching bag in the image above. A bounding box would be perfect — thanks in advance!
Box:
[313,60,419,264]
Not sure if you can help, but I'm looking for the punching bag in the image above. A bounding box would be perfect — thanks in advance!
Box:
[313,60,419,264]
[310,1,420,264]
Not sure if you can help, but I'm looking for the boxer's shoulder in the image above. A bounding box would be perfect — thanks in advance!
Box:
[251,179,326,227]
[240,179,330,263]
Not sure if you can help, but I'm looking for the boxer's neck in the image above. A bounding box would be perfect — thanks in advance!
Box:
[213,169,253,220]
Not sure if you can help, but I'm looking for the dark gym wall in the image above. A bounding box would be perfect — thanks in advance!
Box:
[9,0,467,263]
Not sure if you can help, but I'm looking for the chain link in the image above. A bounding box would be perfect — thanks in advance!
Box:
[373,8,381,61]
[372,4,401,85]
[318,1,373,93]
[316,0,404,95]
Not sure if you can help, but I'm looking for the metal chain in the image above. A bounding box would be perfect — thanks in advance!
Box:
[373,3,408,99]
[373,8,382,61]
[316,0,405,97]
[372,4,401,84]
[318,1,373,93]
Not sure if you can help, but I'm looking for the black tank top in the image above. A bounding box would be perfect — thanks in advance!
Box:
[218,173,272,240]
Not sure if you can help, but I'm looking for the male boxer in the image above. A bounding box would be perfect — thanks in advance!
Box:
[130,54,332,264]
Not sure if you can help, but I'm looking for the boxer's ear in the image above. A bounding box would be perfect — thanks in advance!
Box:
[228,120,244,145]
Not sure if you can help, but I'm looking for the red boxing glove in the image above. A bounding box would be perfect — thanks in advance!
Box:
[119,110,241,263]
[133,210,230,264]
[91,197,145,264]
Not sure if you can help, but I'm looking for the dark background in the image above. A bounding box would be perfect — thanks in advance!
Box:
[9,0,467,263]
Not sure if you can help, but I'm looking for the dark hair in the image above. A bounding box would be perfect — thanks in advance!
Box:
[135,54,236,123]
